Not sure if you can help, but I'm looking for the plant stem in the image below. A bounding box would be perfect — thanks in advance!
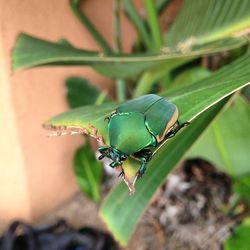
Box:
[114,0,122,53]
[116,79,126,102]
[144,0,162,50]
[114,0,126,102]
[123,0,152,50]
[95,91,107,105]
[70,0,113,54]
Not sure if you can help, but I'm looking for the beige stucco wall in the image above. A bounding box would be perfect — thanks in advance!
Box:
[0,0,182,223]
[0,0,139,222]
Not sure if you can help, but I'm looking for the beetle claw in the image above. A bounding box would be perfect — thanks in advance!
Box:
[118,170,125,178]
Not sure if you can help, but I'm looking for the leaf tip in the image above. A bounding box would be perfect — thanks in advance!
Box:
[11,33,30,72]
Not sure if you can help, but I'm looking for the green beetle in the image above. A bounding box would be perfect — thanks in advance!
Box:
[98,94,188,193]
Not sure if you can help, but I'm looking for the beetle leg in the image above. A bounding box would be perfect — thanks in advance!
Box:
[118,168,125,178]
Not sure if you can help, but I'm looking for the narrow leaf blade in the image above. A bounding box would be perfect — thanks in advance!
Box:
[44,53,250,142]
[100,99,229,245]
[12,33,247,78]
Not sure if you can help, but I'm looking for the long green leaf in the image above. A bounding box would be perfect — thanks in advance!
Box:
[100,99,228,245]
[167,0,250,47]
[144,0,162,50]
[98,57,250,246]
[12,33,247,78]
[44,53,250,141]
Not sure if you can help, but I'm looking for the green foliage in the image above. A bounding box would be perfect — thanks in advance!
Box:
[12,0,250,246]
[171,66,211,89]
[45,53,250,135]
[167,0,250,47]
[74,142,103,202]
[66,77,108,108]
[12,34,247,79]
[65,76,108,202]
[188,96,250,175]
[224,217,250,250]
[233,176,250,205]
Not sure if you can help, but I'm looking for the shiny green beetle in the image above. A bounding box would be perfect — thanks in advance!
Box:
[98,94,188,193]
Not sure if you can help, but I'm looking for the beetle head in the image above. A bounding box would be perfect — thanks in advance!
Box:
[98,146,127,168]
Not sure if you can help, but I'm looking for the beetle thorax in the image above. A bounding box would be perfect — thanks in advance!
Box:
[108,112,156,155]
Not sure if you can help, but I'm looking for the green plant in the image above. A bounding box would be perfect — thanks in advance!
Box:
[12,0,250,246]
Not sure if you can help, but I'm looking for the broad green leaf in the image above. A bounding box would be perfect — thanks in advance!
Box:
[100,99,229,245]
[44,103,116,142]
[44,53,250,142]
[74,142,103,202]
[187,96,250,176]
[167,0,250,47]
[12,33,247,78]
[66,77,108,108]
[98,55,250,245]
[224,217,250,250]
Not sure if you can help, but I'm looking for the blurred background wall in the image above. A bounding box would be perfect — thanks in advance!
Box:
[0,0,140,223]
